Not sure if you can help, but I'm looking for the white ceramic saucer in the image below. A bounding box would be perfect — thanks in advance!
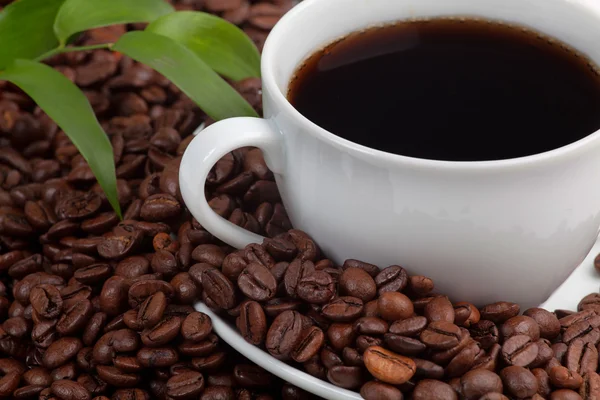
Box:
[194,238,600,400]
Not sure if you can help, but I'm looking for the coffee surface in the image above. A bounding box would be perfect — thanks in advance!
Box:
[288,19,600,161]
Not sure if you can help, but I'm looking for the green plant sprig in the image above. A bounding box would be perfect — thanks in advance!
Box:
[0,0,262,218]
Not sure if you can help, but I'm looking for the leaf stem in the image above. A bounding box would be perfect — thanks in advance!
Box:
[34,43,113,62]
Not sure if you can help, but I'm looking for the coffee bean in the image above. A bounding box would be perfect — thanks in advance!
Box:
[137,347,178,368]
[377,292,413,322]
[327,323,356,351]
[502,334,539,367]
[97,232,143,260]
[413,358,444,380]
[523,307,561,340]
[500,366,539,398]
[166,371,205,399]
[339,267,376,302]
[237,262,277,302]
[192,244,226,267]
[296,270,334,304]
[201,269,236,310]
[178,334,219,357]
[364,346,416,385]
[29,284,63,319]
[43,337,83,369]
[234,364,271,388]
[501,316,541,341]
[384,334,426,356]
[57,299,93,335]
[51,379,91,400]
[360,380,403,400]
[480,302,520,324]
[327,365,364,389]
[580,371,600,399]
[470,320,500,350]
[291,326,324,363]
[550,389,584,400]
[136,291,167,329]
[565,338,598,375]
[96,365,139,387]
[453,302,480,328]
[390,316,428,337]
[550,366,584,390]
[374,265,408,294]
[266,310,304,359]
[420,321,462,350]
[284,258,315,298]
[423,296,455,323]
[459,369,503,400]
[412,379,457,400]
[128,279,173,308]
[237,301,267,346]
[141,316,181,347]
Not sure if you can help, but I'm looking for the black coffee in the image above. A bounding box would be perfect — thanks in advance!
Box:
[288,19,600,161]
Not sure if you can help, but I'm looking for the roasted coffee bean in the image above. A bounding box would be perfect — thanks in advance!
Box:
[57,299,93,335]
[136,291,167,329]
[74,264,112,285]
[501,315,541,341]
[43,337,83,369]
[50,379,91,400]
[96,365,140,387]
[237,262,277,302]
[237,301,267,346]
[83,312,107,346]
[453,302,481,328]
[201,269,236,310]
[151,249,179,278]
[550,366,584,390]
[356,335,383,353]
[166,371,205,399]
[339,267,376,302]
[137,347,178,368]
[500,366,539,398]
[97,232,142,260]
[29,284,63,319]
[353,317,388,335]
[284,258,315,298]
[291,326,324,363]
[420,321,462,350]
[502,334,539,367]
[580,371,600,399]
[413,358,444,379]
[412,379,458,400]
[459,369,503,400]
[374,265,408,294]
[565,338,598,375]
[480,302,520,324]
[128,279,173,308]
[321,297,363,322]
[524,307,561,340]
[363,346,416,385]
[296,270,335,304]
[327,323,356,351]
[327,365,364,389]
[234,364,271,388]
[266,310,304,359]
[141,316,181,347]
[550,389,585,400]
[192,244,226,266]
[390,316,428,337]
[377,292,413,322]
[360,380,404,400]
[425,296,455,323]
[470,320,500,350]
[384,333,426,356]
[180,312,212,343]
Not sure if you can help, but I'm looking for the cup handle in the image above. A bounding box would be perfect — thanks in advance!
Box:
[179,117,284,249]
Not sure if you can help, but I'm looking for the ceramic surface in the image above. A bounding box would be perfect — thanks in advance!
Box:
[180,0,600,309]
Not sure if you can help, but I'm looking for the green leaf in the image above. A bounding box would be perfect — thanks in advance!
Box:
[1,60,121,218]
[113,31,258,121]
[0,0,65,68]
[147,11,260,81]
[54,0,175,45]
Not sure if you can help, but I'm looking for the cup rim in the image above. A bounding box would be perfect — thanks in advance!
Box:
[260,0,600,171]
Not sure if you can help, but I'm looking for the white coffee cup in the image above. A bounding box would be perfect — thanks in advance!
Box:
[180,0,600,310]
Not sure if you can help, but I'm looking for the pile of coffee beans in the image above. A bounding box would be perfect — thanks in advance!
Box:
[1,0,600,399]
